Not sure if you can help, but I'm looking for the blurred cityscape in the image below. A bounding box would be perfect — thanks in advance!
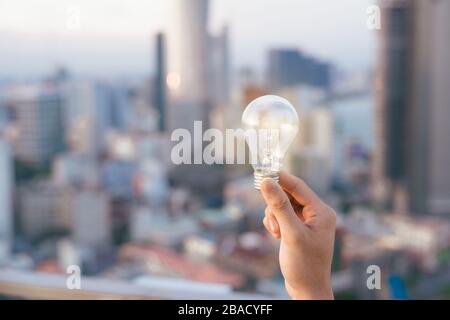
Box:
[1,0,450,300]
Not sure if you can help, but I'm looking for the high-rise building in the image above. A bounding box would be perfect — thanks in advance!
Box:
[267,49,332,93]
[167,0,224,200]
[167,0,210,131]
[153,32,167,132]
[64,81,130,156]
[9,85,65,164]
[374,0,450,215]
[209,26,230,107]
[0,137,13,264]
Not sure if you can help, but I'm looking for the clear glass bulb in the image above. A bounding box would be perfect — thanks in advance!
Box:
[242,95,299,190]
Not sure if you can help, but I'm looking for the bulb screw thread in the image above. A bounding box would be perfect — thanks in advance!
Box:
[254,171,279,190]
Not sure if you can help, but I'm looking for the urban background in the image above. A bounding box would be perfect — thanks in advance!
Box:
[0,0,450,299]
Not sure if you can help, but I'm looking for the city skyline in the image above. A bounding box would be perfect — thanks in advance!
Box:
[1,0,450,301]
[0,0,376,78]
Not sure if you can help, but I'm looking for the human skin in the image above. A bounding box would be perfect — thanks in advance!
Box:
[260,171,336,300]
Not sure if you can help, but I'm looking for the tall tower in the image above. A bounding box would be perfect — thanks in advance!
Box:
[0,137,13,264]
[167,0,210,131]
[408,0,450,215]
[374,0,450,215]
[153,32,167,132]
[373,0,412,213]
[166,0,224,202]
[209,25,230,107]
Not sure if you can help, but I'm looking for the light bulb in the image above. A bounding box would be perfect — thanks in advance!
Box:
[242,95,299,190]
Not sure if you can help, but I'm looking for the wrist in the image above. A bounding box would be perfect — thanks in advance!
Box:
[290,287,334,300]
[286,280,334,300]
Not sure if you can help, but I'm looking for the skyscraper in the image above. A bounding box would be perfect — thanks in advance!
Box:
[374,0,450,215]
[373,0,411,212]
[167,0,210,131]
[9,85,65,165]
[209,26,230,107]
[0,137,13,264]
[166,0,224,201]
[153,32,167,132]
[409,0,450,215]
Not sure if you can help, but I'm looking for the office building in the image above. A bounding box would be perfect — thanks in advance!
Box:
[167,0,224,200]
[209,26,230,107]
[267,49,332,93]
[374,0,450,215]
[0,138,13,264]
[153,32,167,132]
[167,0,210,131]
[9,85,65,164]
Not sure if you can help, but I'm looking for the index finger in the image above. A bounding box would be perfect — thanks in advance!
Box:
[279,170,320,206]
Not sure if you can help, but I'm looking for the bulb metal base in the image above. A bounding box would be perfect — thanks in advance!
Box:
[254,171,279,190]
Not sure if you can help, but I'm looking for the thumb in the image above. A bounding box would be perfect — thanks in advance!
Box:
[260,178,304,238]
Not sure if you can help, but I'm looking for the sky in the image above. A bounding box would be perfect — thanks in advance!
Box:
[0,0,377,78]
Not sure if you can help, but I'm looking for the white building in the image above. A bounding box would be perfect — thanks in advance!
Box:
[167,0,210,130]
[299,108,334,156]
[166,0,225,198]
[287,107,334,195]
[208,25,230,107]
[167,0,209,103]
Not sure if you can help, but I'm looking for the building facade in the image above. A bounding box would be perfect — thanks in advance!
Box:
[10,85,65,165]
[0,138,13,264]
[374,0,450,215]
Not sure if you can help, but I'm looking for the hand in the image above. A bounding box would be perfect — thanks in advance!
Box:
[260,171,336,300]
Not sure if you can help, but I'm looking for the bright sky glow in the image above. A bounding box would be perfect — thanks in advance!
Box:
[0,0,376,77]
